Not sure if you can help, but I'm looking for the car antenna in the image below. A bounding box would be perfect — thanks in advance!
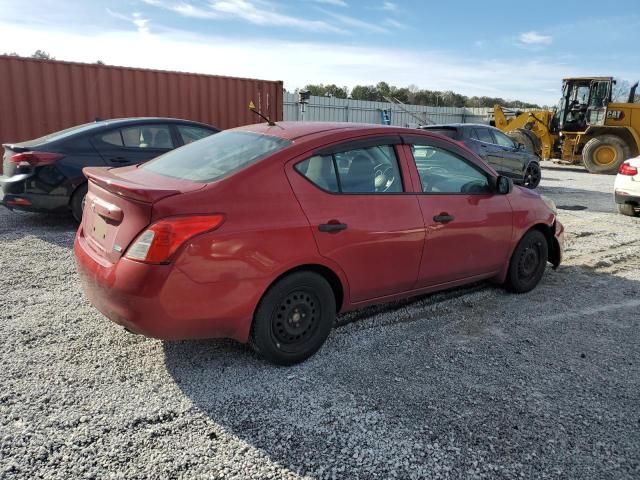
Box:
[249,101,276,126]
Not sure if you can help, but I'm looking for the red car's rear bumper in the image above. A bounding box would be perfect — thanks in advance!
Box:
[74,231,257,342]
[552,219,565,268]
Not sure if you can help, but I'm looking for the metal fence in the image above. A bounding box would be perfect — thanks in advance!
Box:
[284,92,493,126]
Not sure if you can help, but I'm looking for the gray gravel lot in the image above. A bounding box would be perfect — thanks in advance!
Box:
[1,162,639,479]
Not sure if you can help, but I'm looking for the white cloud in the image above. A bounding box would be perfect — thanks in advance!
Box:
[144,0,344,33]
[384,18,407,29]
[381,1,398,11]
[0,20,578,105]
[106,9,151,34]
[518,31,552,45]
[311,0,348,6]
[320,10,388,33]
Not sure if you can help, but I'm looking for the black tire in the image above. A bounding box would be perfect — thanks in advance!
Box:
[250,271,336,365]
[582,135,630,174]
[523,162,542,189]
[504,230,548,293]
[70,183,88,223]
[617,203,638,217]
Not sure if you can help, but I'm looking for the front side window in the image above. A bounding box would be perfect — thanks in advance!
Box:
[492,130,515,149]
[142,130,291,183]
[121,125,174,149]
[295,144,403,194]
[411,144,491,194]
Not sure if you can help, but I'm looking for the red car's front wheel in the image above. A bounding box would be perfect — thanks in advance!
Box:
[505,230,548,293]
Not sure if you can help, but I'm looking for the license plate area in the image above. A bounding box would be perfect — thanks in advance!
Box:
[91,213,109,245]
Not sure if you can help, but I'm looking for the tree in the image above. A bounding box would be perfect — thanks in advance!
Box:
[323,84,349,99]
[31,50,54,60]
[350,85,378,101]
[303,80,541,108]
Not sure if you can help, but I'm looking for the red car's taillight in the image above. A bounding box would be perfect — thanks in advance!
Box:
[618,162,638,176]
[11,151,63,166]
[125,215,225,264]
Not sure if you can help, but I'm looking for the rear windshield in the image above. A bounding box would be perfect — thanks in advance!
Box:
[422,128,458,139]
[141,130,291,183]
[14,122,100,146]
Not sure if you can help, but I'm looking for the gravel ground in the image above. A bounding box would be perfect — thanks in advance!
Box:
[1,162,639,479]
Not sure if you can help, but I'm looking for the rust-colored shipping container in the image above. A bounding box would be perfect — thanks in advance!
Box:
[0,55,283,143]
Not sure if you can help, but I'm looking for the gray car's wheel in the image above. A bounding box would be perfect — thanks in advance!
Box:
[504,230,548,293]
[70,183,88,223]
[250,271,336,365]
[523,162,541,189]
[617,203,638,217]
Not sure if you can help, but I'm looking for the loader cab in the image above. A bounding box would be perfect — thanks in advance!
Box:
[555,77,613,132]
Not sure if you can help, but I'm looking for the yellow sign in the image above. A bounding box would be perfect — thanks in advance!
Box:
[249,101,256,110]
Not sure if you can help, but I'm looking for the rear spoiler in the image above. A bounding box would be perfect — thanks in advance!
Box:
[83,167,180,203]
[2,144,31,153]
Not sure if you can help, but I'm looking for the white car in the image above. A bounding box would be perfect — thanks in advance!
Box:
[614,155,640,216]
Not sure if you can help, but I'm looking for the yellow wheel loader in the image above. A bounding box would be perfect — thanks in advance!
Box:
[494,77,640,174]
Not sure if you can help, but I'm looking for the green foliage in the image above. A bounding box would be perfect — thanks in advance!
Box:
[302,84,349,99]
[2,50,55,60]
[349,82,539,108]
[31,50,54,60]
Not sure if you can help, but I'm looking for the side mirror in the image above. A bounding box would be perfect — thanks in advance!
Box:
[496,175,513,194]
[518,143,526,150]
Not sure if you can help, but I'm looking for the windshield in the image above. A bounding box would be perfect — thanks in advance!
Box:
[142,130,292,183]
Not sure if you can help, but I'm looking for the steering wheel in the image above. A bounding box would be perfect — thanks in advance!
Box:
[461,181,487,194]
[374,163,396,192]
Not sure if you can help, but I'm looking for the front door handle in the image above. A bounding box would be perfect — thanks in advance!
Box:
[318,222,347,233]
[433,213,455,224]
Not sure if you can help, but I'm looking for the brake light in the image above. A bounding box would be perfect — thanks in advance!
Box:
[11,151,63,166]
[619,162,638,176]
[125,215,225,264]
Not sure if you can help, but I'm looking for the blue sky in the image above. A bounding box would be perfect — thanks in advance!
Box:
[1,0,639,105]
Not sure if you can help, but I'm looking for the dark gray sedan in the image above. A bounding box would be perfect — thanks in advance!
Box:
[419,124,541,188]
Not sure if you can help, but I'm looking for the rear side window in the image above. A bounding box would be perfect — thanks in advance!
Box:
[422,128,458,139]
[121,125,174,149]
[296,155,339,192]
[473,128,495,144]
[177,125,216,145]
[100,130,123,146]
[295,144,403,194]
[142,131,291,183]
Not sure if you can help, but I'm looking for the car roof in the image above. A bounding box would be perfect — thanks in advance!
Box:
[421,123,490,129]
[92,117,217,129]
[235,121,404,141]
[7,117,219,148]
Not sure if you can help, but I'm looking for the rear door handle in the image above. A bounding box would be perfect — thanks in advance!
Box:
[433,214,454,224]
[318,222,347,233]
[110,157,129,163]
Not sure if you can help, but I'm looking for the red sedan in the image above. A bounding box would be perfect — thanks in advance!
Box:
[74,122,564,365]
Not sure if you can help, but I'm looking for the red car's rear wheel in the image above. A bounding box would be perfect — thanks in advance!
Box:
[250,271,336,365]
